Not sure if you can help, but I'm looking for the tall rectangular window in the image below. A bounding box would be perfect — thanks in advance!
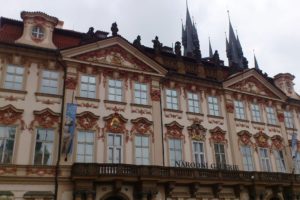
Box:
[188,92,200,113]
[284,111,294,128]
[274,150,286,173]
[193,141,205,164]
[251,104,261,122]
[259,148,272,172]
[108,134,122,163]
[135,135,149,165]
[0,126,16,164]
[266,107,276,125]
[166,89,178,110]
[80,75,96,98]
[4,65,24,90]
[76,131,94,163]
[214,143,226,165]
[34,128,54,165]
[169,139,182,166]
[234,100,246,120]
[40,70,59,94]
[134,83,147,105]
[208,96,220,116]
[241,146,254,171]
[108,79,122,102]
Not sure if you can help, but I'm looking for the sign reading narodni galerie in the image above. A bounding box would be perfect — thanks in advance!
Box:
[175,161,239,171]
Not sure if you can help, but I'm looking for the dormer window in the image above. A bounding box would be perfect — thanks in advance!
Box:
[31,26,45,40]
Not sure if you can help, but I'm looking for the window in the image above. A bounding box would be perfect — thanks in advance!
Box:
[193,141,205,164]
[188,92,200,113]
[80,75,96,98]
[266,107,276,125]
[169,139,182,166]
[214,143,226,165]
[234,100,245,120]
[76,131,94,163]
[108,79,122,102]
[32,26,44,39]
[284,111,294,128]
[251,104,261,122]
[166,89,178,110]
[135,135,149,165]
[134,83,147,104]
[0,126,16,164]
[108,134,122,163]
[40,70,59,94]
[241,146,254,171]
[259,148,272,172]
[4,65,24,90]
[274,150,286,173]
[34,128,54,165]
[208,96,220,116]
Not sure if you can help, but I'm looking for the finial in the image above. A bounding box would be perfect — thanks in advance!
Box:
[227,10,231,22]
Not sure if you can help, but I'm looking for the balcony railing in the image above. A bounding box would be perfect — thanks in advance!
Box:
[71,163,300,185]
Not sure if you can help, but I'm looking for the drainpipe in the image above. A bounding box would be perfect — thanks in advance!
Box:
[54,55,67,200]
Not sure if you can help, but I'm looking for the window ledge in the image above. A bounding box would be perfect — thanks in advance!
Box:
[75,96,100,102]
[251,121,265,125]
[207,115,224,119]
[35,92,62,98]
[186,112,204,116]
[266,123,280,128]
[0,88,27,94]
[130,103,152,108]
[164,108,183,113]
[234,118,249,123]
[104,100,127,105]
[286,127,297,131]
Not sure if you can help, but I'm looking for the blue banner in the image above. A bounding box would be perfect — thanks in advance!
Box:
[292,133,297,159]
[62,103,77,159]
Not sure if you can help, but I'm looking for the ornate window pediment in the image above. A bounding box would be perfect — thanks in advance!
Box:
[76,111,99,130]
[271,135,284,150]
[254,131,269,148]
[131,117,153,141]
[165,121,184,140]
[0,105,24,128]
[30,108,60,129]
[103,112,128,133]
[187,121,207,141]
[209,126,227,144]
[237,130,253,146]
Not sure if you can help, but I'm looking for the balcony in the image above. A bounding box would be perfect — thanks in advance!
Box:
[71,163,300,186]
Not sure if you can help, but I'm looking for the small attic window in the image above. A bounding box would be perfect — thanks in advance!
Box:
[31,26,45,40]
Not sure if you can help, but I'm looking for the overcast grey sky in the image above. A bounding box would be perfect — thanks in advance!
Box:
[2,0,300,92]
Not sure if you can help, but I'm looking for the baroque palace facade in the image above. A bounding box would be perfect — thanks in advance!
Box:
[0,10,300,200]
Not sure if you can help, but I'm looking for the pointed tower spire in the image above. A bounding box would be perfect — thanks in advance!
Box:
[209,37,213,57]
[254,53,259,69]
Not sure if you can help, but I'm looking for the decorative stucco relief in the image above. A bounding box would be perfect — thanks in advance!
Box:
[165,121,184,142]
[187,121,207,141]
[131,117,154,142]
[0,105,25,130]
[76,111,99,130]
[102,113,129,142]
[209,126,227,144]
[29,108,60,130]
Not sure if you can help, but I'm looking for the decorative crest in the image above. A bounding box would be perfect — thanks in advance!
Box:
[76,111,99,130]
[187,121,207,141]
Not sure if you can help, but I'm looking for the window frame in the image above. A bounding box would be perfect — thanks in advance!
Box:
[240,145,255,171]
[133,82,148,105]
[33,128,55,165]
[3,64,25,91]
[79,74,97,99]
[207,96,220,116]
[0,125,16,164]
[259,148,272,172]
[266,106,277,125]
[251,103,262,122]
[107,78,123,102]
[134,135,150,165]
[192,140,205,164]
[107,133,123,163]
[234,100,246,120]
[40,69,60,95]
[187,92,201,113]
[284,111,294,128]
[214,143,226,165]
[168,138,183,166]
[75,130,95,163]
[274,149,286,173]
[165,88,179,110]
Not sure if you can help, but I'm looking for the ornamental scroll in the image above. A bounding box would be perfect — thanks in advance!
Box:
[187,121,207,141]
[130,117,154,142]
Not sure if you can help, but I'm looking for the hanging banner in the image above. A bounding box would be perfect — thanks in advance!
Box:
[292,133,298,159]
[62,103,77,160]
